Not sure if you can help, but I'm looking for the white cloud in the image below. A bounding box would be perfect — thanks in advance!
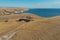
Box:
[35,2,60,8]
[50,2,60,8]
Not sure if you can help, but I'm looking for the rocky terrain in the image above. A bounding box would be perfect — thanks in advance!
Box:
[0,8,28,16]
[0,8,60,40]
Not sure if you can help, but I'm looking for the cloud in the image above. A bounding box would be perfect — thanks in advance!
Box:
[34,2,60,8]
[50,2,60,8]
[32,3,45,8]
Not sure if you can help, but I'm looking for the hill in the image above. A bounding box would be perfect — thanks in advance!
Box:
[0,8,28,16]
[0,13,60,40]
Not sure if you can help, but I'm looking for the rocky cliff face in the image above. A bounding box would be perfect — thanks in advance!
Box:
[0,13,60,40]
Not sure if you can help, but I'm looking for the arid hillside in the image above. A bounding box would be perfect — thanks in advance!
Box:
[0,8,28,16]
[0,12,60,40]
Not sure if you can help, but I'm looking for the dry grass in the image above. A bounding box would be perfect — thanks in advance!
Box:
[0,11,60,40]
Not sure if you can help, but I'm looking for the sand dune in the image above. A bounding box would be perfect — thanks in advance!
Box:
[0,12,60,40]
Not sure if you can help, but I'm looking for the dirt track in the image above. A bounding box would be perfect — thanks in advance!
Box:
[0,11,60,40]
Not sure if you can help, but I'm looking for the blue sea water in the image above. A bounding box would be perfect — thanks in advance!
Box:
[27,8,60,17]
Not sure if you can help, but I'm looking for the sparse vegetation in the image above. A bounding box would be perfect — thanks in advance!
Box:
[0,8,60,40]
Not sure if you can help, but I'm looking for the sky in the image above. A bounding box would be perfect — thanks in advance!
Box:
[0,0,60,8]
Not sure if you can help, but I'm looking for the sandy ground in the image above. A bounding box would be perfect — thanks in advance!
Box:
[0,9,60,40]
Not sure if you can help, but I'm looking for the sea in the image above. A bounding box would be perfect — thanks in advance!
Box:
[27,8,60,17]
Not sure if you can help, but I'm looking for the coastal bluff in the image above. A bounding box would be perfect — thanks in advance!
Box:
[0,13,60,40]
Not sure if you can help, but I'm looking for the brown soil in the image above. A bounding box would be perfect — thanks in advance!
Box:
[0,9,60,40]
